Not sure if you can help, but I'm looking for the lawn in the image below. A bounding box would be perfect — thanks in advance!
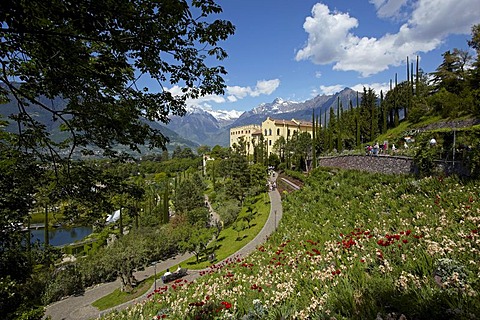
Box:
[92,192,271,310]
[175,192,271,270]
[92,277,155,311]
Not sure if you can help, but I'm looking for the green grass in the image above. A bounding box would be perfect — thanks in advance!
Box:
[180,192,271,270]
[92,277,155,311]
[92,192,271,310]
[29,211,65,225]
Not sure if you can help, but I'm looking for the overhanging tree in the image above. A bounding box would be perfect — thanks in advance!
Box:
[1,0,235,159]
[0,1,234,318]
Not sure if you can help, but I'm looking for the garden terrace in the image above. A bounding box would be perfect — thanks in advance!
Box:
[99,168,480,319]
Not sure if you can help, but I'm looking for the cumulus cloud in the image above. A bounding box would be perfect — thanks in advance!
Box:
[296,0,480,76]
[369,0,409,19]
[295,4,359,65]
[226,85,252,99]
[167,79,280,107]
[251,79,281,96]
[168,85,226,107]
[226,79,280,99]
[351,82,391,94]
[319,84,345,95]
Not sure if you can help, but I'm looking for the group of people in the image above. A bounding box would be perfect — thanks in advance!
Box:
[365,141,391,156]
[268,181,276,191]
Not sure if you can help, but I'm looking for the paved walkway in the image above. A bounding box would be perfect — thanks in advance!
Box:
[44,172,282,320]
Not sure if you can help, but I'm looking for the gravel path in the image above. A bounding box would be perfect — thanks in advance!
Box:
[44,172,282,320]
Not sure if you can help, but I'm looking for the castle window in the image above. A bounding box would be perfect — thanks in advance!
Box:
[268,129,272,136]
[277,128,280,135]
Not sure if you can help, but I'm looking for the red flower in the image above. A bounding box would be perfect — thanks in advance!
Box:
[402,239,408,243]
[221,301,232,309]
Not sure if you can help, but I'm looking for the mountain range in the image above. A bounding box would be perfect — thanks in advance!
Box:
[1,85,360,151]
[168,87,360,147]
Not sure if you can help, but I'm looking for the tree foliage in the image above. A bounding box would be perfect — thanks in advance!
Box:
[0,0,234,157]
[0,1,234,318]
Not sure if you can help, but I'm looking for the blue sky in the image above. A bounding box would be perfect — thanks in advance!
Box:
[169,0,480,114]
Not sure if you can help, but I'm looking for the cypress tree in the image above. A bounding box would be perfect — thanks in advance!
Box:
[337,99,342,151]
[163,183,169,224]
[416,55,419,96]
[381,90,387,133]
[311,109,317,169]
[394,73,399,127]
[329,107,335,152]
[407,56,410,84]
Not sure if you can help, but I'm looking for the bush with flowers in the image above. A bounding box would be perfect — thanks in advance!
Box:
[100,168,480,319]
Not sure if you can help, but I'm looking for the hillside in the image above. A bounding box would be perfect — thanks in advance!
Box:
[0,89,199,154]
[100,169,480,319]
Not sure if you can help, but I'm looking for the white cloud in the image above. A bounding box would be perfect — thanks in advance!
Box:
[315,71,322,78]
[319,84,345,95]
[295,4,359,65]
[317,82,390,96]
[226,78,280,99]
[226,85,251,99]
[296,0,480,76]
[167,85,226,107]
[227,95,238,102]
[251,79,281,96]
[351,82,391,94]
[167,78,280,108]
[369,0,408,19]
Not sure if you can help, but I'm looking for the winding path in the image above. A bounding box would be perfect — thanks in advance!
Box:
[44,172,282,320]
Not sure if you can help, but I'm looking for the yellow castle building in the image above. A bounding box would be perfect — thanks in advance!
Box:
[229,124,262,155]
[230,117,313,155]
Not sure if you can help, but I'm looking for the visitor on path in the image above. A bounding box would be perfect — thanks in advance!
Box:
[164,268,172,276]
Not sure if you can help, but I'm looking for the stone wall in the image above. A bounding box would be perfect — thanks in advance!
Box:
[317,155,417,175]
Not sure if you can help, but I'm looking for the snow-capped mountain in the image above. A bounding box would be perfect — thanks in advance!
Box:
[185,105,243,127]
[207,109,243,123]
[252,98,301,115]
[166,87,360,147]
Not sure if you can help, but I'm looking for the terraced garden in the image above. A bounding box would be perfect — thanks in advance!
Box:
[100,168,480,319]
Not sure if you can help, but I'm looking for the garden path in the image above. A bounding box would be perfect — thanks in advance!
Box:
[44,172,282,320]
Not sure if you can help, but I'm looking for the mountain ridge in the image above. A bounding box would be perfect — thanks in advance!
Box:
[167,87,360,147]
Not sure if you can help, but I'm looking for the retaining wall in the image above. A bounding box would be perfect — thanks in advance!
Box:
[317,155,417,175]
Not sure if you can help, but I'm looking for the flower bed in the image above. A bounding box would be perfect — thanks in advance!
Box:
[100,169,480,319]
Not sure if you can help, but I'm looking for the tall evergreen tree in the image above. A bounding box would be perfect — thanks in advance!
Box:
[311,109,317,168]
[381,90,387,134]
[394,73,400,127]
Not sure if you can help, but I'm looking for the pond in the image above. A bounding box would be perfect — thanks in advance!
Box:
[30,226,93,247]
